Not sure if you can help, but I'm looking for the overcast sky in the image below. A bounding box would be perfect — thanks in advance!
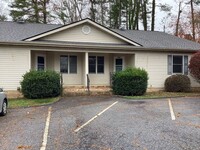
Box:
[155,0,177,32]
[0,0,177,32]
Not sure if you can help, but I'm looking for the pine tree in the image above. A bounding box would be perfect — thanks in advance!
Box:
[10,0,33,22]
[10,0,50,23]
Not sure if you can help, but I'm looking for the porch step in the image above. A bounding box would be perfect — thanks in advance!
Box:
[63,86,112,96]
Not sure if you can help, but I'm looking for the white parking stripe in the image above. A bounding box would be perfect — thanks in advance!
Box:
[40,107,52,150]
[168,99,176,120]
[74,101,118,133]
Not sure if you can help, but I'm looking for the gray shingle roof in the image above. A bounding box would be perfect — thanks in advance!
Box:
[0,21,200,50]
[0,21,61,42]
[113,29,200,50]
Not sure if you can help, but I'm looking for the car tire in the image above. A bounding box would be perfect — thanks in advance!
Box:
[0,100,7,116]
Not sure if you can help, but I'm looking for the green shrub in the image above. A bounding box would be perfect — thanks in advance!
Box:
[21,70,61,99]
[112,67,148,96]
[164,75,191,92]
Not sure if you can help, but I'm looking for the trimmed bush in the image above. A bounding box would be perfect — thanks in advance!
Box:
[164,75,191,92]
[112,67,148,96]
[21,70,61,99]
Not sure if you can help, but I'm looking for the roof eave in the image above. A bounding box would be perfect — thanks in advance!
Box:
[0,41,198,53]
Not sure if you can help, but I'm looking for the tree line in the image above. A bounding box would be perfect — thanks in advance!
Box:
[3,0,162,31]
[0,0,200,42]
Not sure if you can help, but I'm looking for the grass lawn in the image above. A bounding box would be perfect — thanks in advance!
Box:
[124,91,200,99]
[8,97,60,109]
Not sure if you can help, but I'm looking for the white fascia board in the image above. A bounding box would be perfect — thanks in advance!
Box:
[25,20,89,41]
[87,20,141,46]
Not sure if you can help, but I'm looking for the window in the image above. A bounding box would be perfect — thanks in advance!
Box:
[89,56,104,74]
[60,56,68,73]
[97,56,104,73]
[37,56,45,71]
[69,56,77,73]
[89,56,96,73]
[168,55,188,75]
[115,58,123,72]
[173,56,183,73]
[60,55,77,73]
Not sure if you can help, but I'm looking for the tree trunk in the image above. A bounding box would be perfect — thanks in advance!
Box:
[191,0,195,40]
[175,2,182,36]
[101,1,104,25]
[32,0,39,23]
[90,0,96,21]
[43,0,47,24]
[74,0,82,20]
[134,0,140,30]
[142,0,148,31]
[151,0,156,31]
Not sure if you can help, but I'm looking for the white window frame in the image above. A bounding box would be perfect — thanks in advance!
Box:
[89,56,105,74]
[60,55,77,74]
[168,54,188,75]
[35,54,46,71]
[114,56,124,72]
[172,55,184,74]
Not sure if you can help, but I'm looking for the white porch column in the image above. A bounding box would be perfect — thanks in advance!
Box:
[28,50,31,71]
[85,52,89,86]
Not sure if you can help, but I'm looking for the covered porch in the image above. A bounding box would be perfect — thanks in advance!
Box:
[31,50,135,88]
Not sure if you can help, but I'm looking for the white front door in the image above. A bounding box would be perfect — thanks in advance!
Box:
[114,57,124,72]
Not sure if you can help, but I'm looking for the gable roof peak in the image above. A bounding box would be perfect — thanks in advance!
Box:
[23,18,142,46]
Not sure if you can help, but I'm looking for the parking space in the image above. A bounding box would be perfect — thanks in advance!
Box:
[0,106,49,150]
[0,96,199,150]
[171,97,200,124]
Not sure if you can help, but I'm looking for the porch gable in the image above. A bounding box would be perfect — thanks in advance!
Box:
[24,19,141,46]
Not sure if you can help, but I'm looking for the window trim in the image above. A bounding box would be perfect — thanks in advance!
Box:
[60,55,77,74]
[89,56,105,74]
[35,54,46,71]
[172,55,184,74]
[114,57,124,72]
[168,54,188,75]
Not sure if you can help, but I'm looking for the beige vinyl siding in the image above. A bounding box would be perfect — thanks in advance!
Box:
[40,23,127,44]
[54,52,83,86]
[135,52,199,88]
[88,53,110,86]
[109,54,135,72]
[0,47,30,90]
[31,51,55,70]
[31,51,84,85]
[88,53,135,86]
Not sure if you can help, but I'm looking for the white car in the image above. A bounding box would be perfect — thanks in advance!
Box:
[0,88,7,116]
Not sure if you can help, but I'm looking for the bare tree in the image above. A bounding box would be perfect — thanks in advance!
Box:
[191,0,195,40]
[175,2,182,36]
[90,0,96,21]
[51,0,86,24]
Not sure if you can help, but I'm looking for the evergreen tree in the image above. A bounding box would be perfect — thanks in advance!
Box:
[10,0,50,23]
[109,0,147,30]
[10,0,33,22]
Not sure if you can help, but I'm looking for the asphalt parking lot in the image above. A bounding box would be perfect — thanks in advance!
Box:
[0,96,199,150]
